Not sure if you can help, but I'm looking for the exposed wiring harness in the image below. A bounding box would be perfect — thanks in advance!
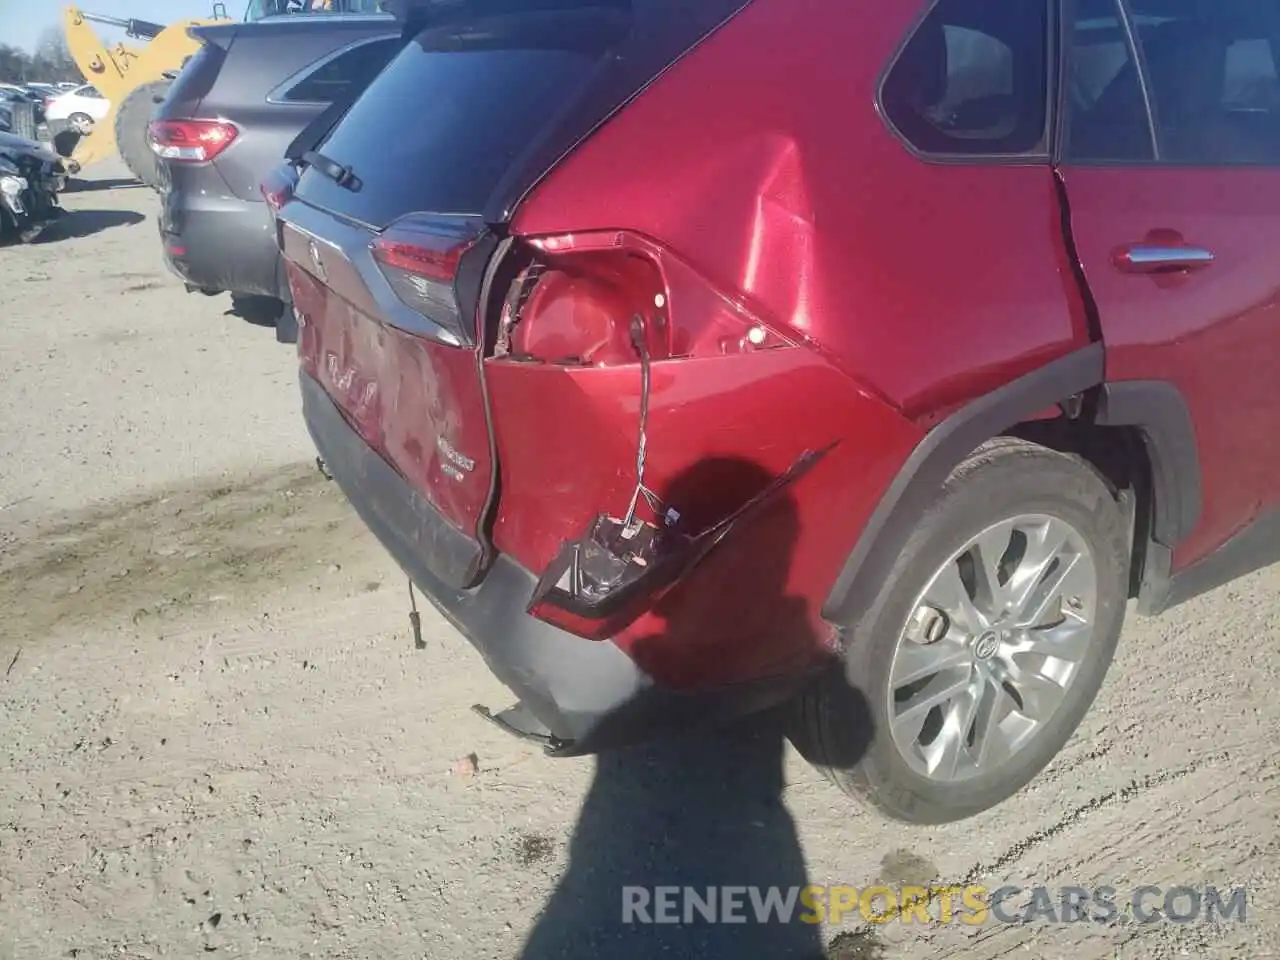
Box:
[622,314,668,532]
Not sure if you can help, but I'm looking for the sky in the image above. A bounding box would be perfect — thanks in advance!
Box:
[0,0,220,52]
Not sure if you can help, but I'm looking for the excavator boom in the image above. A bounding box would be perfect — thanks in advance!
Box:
[76,13,167,41]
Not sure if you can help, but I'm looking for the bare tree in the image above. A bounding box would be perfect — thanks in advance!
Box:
[0,29,84,84]
[0,44,32,83]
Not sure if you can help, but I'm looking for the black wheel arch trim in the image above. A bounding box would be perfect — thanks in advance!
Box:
[824,346,1208,625]
[1093,379,1202,549]
[823,343,1105,625]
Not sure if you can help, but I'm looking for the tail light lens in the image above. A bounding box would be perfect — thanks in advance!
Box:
[147,119,238,162]
[495,230,797,367]
[370,213,483,345]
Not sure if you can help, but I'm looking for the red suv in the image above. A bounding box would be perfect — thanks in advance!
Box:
[270,0,1280,823]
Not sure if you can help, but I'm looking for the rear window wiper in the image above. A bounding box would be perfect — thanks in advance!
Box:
[301,149,362,192]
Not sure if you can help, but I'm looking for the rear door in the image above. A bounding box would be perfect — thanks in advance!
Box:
[1058,0,1280,570]
[282,0,753,584]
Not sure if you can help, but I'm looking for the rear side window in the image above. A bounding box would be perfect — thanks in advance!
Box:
[1133,0,1280,164]
[880,0,1050,157]
[278,36,400,103]
[1063,1,1155,162]
[1067,0,1280,165]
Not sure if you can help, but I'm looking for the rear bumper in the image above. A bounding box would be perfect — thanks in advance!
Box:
[159,185,283,299]
[300,371,809,754]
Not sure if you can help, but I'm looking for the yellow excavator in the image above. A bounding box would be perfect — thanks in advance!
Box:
[60,0,383,187]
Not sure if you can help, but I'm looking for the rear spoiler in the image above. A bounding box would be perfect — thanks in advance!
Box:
[382,0,630,38]
[187,22,239,51]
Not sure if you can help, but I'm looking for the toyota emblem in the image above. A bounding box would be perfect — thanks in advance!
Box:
[308,239,327,281]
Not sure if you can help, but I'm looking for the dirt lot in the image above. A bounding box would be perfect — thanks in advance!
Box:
[0,163,1276,960]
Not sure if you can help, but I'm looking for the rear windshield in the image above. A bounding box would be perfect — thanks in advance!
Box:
[294,8,627,227]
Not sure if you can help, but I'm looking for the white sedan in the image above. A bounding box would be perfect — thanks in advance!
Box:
[44,85,111,132]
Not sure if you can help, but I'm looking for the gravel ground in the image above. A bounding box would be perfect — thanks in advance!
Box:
[0,164,1276,960]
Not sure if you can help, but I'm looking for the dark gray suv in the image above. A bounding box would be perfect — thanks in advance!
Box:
[150,14,398,341]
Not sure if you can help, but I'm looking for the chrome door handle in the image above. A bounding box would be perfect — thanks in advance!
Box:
[1113,244,1215,273]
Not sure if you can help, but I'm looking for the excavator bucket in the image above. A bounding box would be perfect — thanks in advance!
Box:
[60,6,231,182]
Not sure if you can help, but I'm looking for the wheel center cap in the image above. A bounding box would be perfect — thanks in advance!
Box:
[973,631,1000,661]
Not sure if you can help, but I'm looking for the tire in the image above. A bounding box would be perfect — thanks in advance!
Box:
[10,101,37,141]
[68,112,94,134]
[114,81,170,191]
[791,437,1129,824]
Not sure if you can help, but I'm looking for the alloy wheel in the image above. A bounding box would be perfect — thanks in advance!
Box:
[886,513,1098,783]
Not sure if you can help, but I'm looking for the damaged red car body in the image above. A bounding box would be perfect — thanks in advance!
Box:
[272,0,1280,821]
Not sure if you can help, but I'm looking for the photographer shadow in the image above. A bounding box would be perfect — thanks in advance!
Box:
[520,457,874,960]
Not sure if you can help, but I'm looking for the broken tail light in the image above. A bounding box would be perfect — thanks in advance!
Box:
[528,438,836,641]
[496,230,798,367]
[370,212,483,346]
[147,119,239,163]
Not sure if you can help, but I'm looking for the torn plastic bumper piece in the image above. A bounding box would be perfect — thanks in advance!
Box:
[527,442,838,641]
[472,702,569,750]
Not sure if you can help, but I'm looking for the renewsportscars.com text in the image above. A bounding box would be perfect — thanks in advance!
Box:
[621,884,1248,926]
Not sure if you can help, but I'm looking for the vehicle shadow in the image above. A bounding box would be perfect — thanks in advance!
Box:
[224,294,284,329]
[519,456,874,960]
[32,209,145,242]
[63,177,146,193]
